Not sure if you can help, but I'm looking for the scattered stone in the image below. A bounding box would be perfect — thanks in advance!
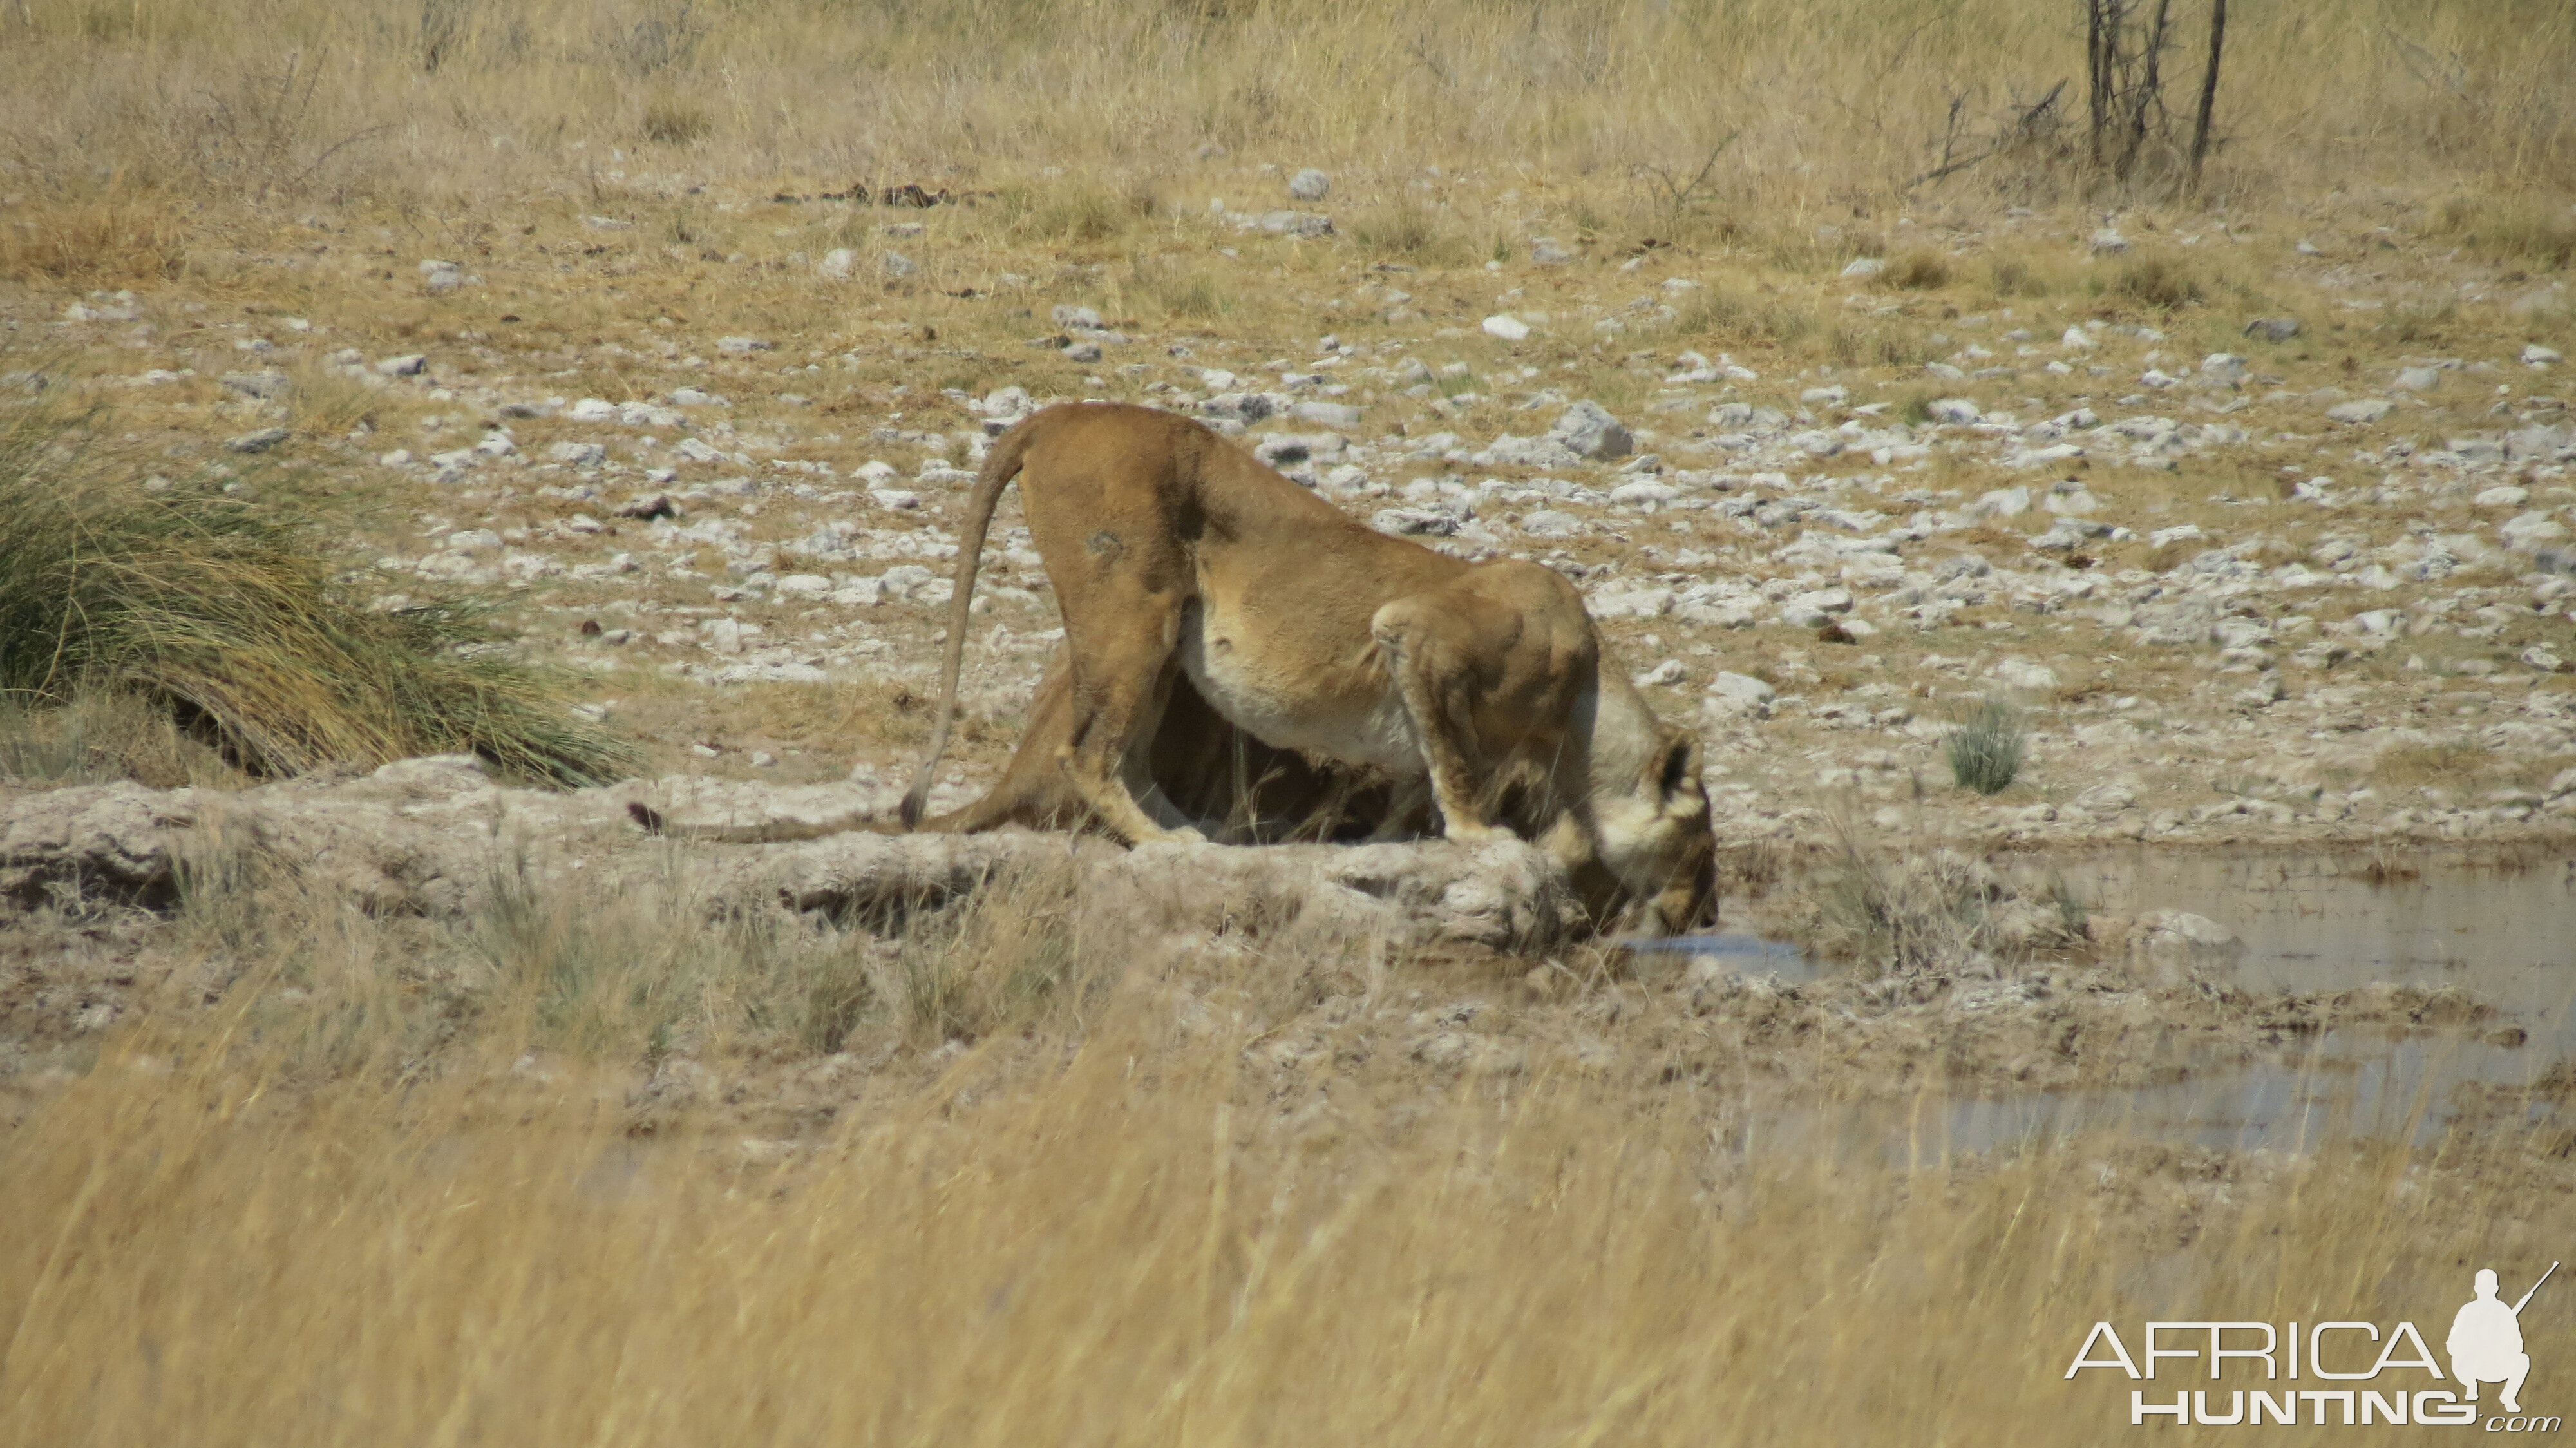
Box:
[881,251,919,279]
[1293,399,1363,429]
[1548,400,1632,461]
[1926,397,1981,424]
[1481,314,1531,341]
[1531,238,1575,266]
[220,370,289,399]
[2527,343,2565,366]
[225,426,290,453]
[419,260,462,294]
[1992,658,2060,692]
[817,248,857,280]
[1062,339,1103,364]
[2325,398,2394,424]
[1287,167,1331,202]
[1777,587,1853,628]
[1839,257,1885,279]
[547,441,607,466]
[1704,671,1775,718]
[375,354,428,377]
[2394,365,2442,392]
[2088,227,2128,254]
[2199,353,2248,385]
[715,337,772,354]
[2243,317,2302,342]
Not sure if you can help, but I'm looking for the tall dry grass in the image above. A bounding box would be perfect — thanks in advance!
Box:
[0,0,2569,245]
[2,849,2568,1444]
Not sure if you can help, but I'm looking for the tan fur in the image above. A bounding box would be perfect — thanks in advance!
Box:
[902,403,1716,935]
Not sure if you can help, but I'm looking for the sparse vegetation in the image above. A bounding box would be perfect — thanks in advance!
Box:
[1945,696,2028,795]
[2110,254,2203,310]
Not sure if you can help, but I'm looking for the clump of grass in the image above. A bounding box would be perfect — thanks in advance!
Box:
[1882,251,1951,289]
[1003,182,1139,245]
[0,401,636,786]
[0,688,236,788]
[1988,256,2040,296]
[2112,254,2204,310]
[639,98,712,146]
[891,865,1097,1045]
[2372,739,2490,790]
[2435,196,2576,271]
[1347,204,1472,265]
[1944,695,2027,795]
[1669,289,1815,349]
[1142,265,1229,321]
[0,194,190,282]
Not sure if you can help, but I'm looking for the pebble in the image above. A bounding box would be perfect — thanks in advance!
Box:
[225,426,289,453]
[1050,305,1103,329]
[376,354,428,376]
[2243,316,2302,342]
[1926,397,1981,424]
[1287,168,1331,202]
[2088,228,2128,254]
[715,337,772,354]
[2528,343,2564,366]
[1531,238,1575,266]
[1840,257,1885,279]
[1062,339,1103,363]
[817,248,857,280]
[1481,314,1531,341]
[419,260,462,294]
[2325,398,2394,424]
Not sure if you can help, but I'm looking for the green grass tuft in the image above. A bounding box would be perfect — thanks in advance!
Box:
[1944,696,2027,795]
[0,401,638,787]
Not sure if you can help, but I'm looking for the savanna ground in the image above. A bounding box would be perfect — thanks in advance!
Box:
[3,0,2575,1441]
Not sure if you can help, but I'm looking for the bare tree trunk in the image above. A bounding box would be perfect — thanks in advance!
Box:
[2116,0,2173,182]
[2187,0,2228,195]
[2085,0,2115,170]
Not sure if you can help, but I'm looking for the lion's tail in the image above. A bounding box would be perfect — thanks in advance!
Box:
[900,411,1043,828]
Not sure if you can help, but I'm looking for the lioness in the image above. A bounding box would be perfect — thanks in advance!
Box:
[902,402,1716,935]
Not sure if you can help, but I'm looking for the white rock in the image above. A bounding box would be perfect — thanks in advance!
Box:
[419,260,462,294]
[881,251,918,279]
[2134,909,2242,956]
[2325,398,2394,424]
[2061,327,2096,349]
[817,248,857,280]
[715,336,772,355]
[1840,257,1884,279]
[2474,485,2530,508]
[2525,343,2564,366]
[2198,353,2248,384]
[1287,168,1331,202]
[1050,305,1103,330]
[1530,238,1575,267]
[2500,511,2568,549]
[1481,314,1531,341]
[1293,400,1362,429]
[1992,658,2059,692]
[1926,397,1981,424]
[567,397,617,421]
[1517,509,1582,537]
[1967,486,2031,519]
[473,430,515,457]
[1705,671,1775,716]
[2089,228,2128,254]
[1778,587,1853,628]
[773,574,833,598]
[2394,365,2442,392]
[870,488,922,510]
[375,354,428,377]
[1632,658,1685,688]
[1548,400,1632,461]
[546,441,605,465]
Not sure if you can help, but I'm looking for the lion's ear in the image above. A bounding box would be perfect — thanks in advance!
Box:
[1651,732,1702,799]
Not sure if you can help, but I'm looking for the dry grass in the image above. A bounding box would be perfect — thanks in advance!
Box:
[0,400,637,785]
[0,856,2565,1446]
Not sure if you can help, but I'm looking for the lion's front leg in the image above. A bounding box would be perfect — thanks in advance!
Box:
[1368,596,1514,846]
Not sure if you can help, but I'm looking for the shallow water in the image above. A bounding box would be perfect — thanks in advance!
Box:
[1674,848,2576,1152]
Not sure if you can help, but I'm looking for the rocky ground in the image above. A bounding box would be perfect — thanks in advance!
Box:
[6,172,2576,1123]
[12,171,2571,856]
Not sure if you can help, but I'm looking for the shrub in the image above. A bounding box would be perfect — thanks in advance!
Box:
[1944,696,2027,795]
[0,402,636,786]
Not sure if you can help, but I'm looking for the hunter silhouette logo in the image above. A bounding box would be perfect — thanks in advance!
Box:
[2065,1260,2560,1429]
[2452,1263,2554,1416]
